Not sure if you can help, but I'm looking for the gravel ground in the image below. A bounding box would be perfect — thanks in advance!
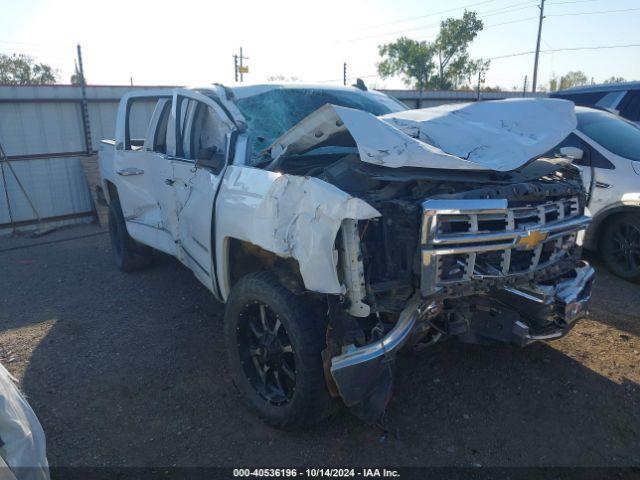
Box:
[0,224,638,467]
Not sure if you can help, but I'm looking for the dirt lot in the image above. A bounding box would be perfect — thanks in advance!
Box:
[0,224,638,467]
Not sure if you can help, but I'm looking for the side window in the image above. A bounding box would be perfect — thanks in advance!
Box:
[551,133,615,170]
[551,133,591,167]
[176,96,227,170]
[617,91,640,122]
[178,99,198,158]
[125,98,157,151]
[153,101,171,154]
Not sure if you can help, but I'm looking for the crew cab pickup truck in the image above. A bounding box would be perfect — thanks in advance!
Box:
[99,84,595,428]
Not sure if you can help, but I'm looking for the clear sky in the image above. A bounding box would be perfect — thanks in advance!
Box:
[1,0,638,90]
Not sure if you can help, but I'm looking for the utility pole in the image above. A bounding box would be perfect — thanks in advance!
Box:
[523,75,528,97]
[233,47,249,82]
[476,61,488,101]
[343,62,347,86]
[532,0,545,93]
[76,44,92,154]
[239,47,245,82]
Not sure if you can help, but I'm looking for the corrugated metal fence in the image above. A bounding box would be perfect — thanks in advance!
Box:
[0,85,546,234]
[0,85,163,233]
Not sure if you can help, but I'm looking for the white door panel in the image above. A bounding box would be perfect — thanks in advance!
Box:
[113,150,172,252]
[113,94,176,253]
[172,162,218,290]
[576,131,640,219]
[164,89,235,296]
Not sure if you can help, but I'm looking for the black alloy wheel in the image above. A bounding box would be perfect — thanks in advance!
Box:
[602,213,640,282]
[237,301,296,405]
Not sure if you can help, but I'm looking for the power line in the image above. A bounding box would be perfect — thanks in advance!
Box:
[485,16,539,28]
[349,0,504,31]
[479,1,539,18]
[490,50,536,60]
[0,40,72,49]
[334,1,539,44]
[544,43,640,52]
[548,6,640,16]
[489,42,640,60]
[547,0,601,4]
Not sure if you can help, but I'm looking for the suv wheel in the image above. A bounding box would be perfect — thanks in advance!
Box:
[107,198,153,272]
[601,213,640,282]
[224,272,332,430]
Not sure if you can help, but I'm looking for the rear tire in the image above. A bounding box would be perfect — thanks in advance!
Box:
[108,198,153,272]
[224,272,332,430]
[601,213,640,282]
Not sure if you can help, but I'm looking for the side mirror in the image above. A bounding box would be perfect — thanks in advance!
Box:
[560,146,584,160]
[196,146,225,172]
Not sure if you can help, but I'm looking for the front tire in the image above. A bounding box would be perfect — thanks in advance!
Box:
[601,213,640,282]
[224,272,332,430]
[107,198,153,272]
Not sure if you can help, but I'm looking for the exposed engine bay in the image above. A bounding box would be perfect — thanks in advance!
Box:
[266,148,593,423]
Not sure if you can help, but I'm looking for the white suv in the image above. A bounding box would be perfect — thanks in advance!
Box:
[551,106,640,281]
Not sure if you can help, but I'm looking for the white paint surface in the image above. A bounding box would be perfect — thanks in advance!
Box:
[216,166,380,298]
[267,98,577,172]
[0,364,49,480]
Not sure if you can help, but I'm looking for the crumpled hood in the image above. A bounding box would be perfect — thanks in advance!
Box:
[265,98,577,172]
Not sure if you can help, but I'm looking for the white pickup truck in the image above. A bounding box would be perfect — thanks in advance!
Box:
[99,84,595,428]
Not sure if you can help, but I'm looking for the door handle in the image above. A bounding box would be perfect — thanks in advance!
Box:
[117,167,144,176]
[595,181,612,189]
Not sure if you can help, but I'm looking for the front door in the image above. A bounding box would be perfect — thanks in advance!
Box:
[164,90,236,294]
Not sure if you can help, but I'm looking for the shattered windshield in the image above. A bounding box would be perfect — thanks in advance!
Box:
[234,88,406,164]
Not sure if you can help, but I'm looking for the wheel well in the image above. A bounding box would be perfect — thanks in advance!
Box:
[594,208,640,249]
[228,239,305,295]
[105,180,118,204]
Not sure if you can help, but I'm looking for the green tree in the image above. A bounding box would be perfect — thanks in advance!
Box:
[559,71,588,90]
[433,10,485,89]
[70,60,85,85]
[377,37,436,95]
[0,53,57,85]
[377,10,487,92]
[602,76,626,84]
[267,74,300,82]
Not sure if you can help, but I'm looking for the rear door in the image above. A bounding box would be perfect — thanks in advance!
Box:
[164,89,236,294]
[112,92,174,251]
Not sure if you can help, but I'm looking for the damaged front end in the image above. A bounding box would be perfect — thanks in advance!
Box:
[253,97,594,423]
[326,187,594,423]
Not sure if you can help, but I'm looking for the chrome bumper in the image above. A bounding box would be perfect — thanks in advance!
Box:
[329,297,437,407]
[505,261,595,346]
[329,262,595,406]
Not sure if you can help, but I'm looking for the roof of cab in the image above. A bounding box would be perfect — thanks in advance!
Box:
[191,82,387,99]
[551,81,640,96]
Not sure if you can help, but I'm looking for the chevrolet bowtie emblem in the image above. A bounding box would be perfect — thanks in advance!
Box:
[515,229,549,250]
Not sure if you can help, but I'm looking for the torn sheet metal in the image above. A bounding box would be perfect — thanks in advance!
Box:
[265,99,577,172]
[0,363,49,480]
[216,166,380,297]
